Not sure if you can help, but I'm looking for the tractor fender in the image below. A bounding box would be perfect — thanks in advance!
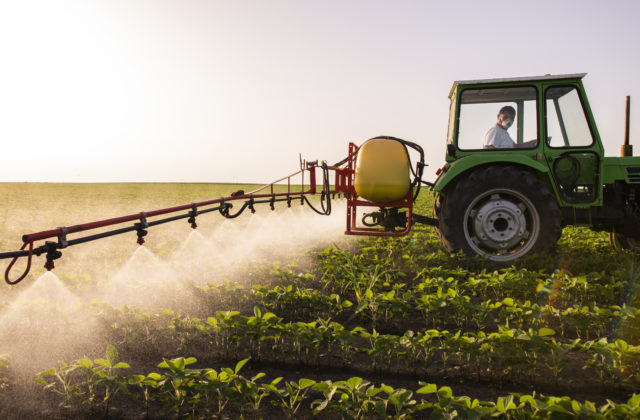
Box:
[433,154,551,194]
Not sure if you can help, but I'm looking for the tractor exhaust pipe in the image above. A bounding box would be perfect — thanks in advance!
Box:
[622,95,632,157]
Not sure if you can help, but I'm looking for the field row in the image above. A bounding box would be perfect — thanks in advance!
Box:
[28,346,640,419]
[252,282,640,341]
[68,302,637,392]
[320,239,638,309]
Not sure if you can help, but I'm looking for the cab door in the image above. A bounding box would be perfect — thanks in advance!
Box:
[542,85,602,204]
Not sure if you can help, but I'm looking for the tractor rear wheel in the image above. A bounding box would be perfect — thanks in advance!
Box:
[609,232,640,253]
[435,166,561,262]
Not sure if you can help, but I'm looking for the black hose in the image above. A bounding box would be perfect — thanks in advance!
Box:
[219,202,249,219]
[303,161,332,216]
[321,161,331,215]
[332,155,349,167]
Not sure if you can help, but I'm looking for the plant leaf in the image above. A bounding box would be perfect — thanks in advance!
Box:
[106,344,118,365]
[299,378,316,389]
[235,358,249,373]
[538,328,555,337]
[113,362,130,369]
[417,383,437,394]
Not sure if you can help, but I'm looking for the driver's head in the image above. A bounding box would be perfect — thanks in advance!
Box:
[497,105,516,129]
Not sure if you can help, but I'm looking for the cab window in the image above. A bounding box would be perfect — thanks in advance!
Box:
[457,86,538,150]
[545,86,594,147]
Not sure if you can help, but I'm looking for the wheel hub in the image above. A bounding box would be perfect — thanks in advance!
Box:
[471,194,528,251]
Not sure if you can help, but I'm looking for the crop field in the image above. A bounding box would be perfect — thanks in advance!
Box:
[0,182,639,418]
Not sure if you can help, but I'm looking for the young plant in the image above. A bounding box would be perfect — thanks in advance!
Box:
[35,360,84,408]
[267,378,316,419]
[93,345,131,406]
[127,372,163,419]
[380,384,417,420]
[156,356,200,417]
[229,371,281,419]
[312,377,380,419]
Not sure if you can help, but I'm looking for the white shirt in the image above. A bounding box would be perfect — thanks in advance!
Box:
[483,124,515,148]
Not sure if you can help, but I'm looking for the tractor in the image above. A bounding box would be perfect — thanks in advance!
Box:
[427,72,638,261]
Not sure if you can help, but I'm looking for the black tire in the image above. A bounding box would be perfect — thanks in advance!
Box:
[432,193,445,243]
[609,232,640,253]
[435,166,562,262]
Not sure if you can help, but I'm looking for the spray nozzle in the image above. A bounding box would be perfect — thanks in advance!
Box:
[269,196,275,211]
[188,204,198,229]
[44,241,62,271]
[287,196,292,208]
[136,229,148,245]
[135,212,149,245]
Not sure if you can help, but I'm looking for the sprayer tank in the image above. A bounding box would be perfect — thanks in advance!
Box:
[354,138,411,203]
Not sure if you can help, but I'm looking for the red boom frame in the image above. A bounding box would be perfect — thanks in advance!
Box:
[1,140,420,285]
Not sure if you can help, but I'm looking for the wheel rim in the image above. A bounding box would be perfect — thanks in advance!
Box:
[463,188,540,261]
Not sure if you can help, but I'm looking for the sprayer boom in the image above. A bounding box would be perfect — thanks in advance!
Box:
[1,136,430,285]
[0,162,350,285]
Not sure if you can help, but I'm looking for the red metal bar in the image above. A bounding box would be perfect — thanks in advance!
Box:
[309,166,316,195]
[330,166,350,194]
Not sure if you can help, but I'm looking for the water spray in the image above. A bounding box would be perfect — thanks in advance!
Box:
[0,137,435,284]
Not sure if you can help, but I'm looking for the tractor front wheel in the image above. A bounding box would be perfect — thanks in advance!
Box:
[436,166,561,262]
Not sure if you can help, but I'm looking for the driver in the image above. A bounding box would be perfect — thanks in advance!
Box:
[483,106,517,148]
[483,105,537,149]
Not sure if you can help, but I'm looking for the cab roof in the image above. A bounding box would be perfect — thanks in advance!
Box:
[449,73,587,98]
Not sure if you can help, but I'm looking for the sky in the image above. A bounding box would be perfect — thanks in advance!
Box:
[0,0,638,183]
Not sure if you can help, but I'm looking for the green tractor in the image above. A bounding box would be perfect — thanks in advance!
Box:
[429,73,638,262]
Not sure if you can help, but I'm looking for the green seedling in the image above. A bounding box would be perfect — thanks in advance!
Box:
[268,378,316,419]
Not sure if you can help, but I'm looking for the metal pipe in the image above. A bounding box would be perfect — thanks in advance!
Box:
[622,96,632,157]
[625,95,631,146]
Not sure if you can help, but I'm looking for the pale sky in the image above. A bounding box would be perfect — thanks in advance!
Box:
[1,0,638,183]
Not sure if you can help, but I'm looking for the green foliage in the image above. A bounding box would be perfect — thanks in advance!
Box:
[8,186,640,416]
[269,378,316,419]
[33,349,640,418]
[35,345,131,416]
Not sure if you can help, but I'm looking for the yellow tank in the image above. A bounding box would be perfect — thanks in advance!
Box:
[354,138,410,202]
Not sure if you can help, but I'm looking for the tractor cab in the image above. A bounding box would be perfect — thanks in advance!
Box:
[441,73,604,207]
